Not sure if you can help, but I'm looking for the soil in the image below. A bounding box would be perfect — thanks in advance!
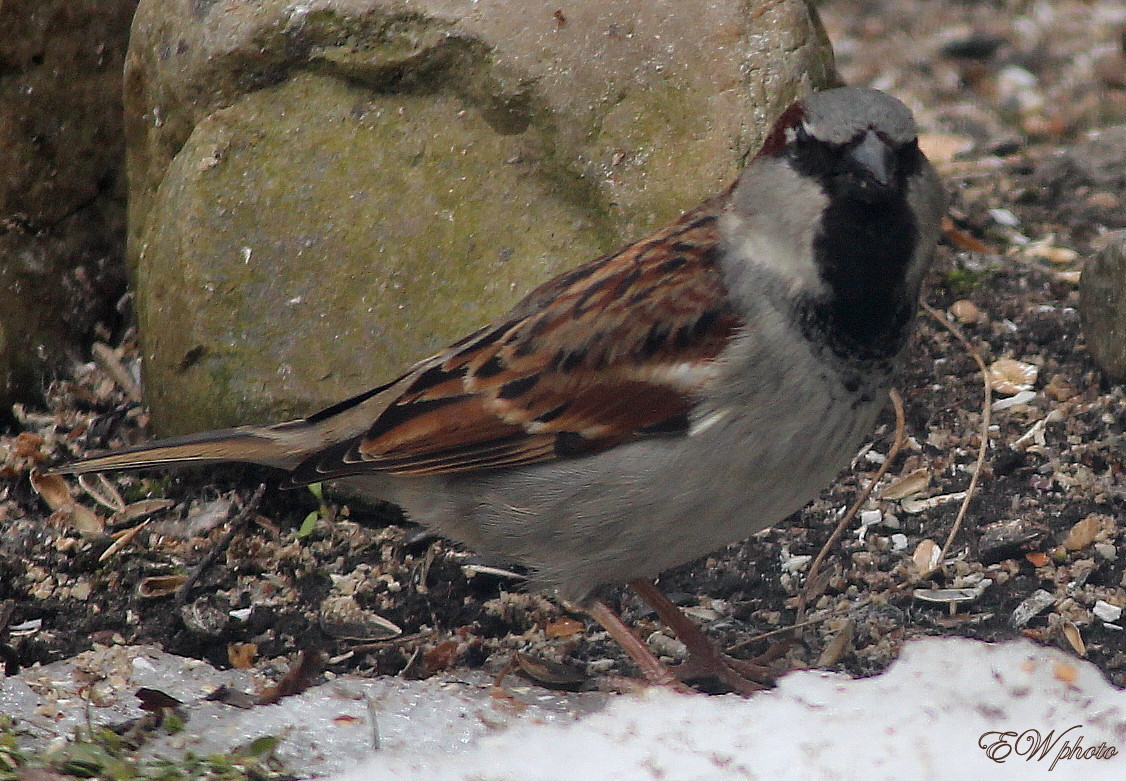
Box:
[2,0,1124,695]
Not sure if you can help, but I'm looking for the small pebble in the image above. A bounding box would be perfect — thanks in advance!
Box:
[647,631,688,660]
[988,207,1020,227]
[1010,589,1055,628]
[587,658,616,674]
[1086,192,1120,211]
[996,65,1044,113]
[912,539,941,573]
[1063,516,1099,551]
[782,554,812,573]
[1094,600,1123,623]
[950,299,980,324]
[1094,543,1118,561]
[860,509,883,526]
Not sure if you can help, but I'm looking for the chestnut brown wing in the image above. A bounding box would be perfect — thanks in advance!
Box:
[294,199,741,480]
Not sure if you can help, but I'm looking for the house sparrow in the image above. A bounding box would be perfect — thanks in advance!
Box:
[54,87,944,693]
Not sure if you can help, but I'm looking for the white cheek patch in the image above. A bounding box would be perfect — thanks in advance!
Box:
[722,158,831,300]
[720,212,826,298]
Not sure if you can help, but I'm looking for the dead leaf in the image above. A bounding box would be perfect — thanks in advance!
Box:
[136,687,183,713]
[1052,661,1079,685]
[514,652,588,690]
[942,217,995,253]
[424,640,460,675]
[817,619,855,666]
[12,432,46,459]
[115,498,175,524]
[901,491,967,514]
[30,470,75,511]
[914,586,989,604]
[258,650,321,704]
[1062,621,1086,656]
[203,684,257,709]
[78,473,125,513]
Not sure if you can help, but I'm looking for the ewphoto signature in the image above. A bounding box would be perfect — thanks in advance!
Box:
[978,725,1119,771]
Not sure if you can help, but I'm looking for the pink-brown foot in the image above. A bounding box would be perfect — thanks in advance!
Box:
[587,598,695,694]
[629,578,788,696]
[668,639,790,695]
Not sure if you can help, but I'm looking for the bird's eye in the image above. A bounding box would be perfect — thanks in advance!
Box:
[782,122,814,150]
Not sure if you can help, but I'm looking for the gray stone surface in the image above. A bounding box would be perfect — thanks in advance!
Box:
[0,0,137,408]
[125,0,839,434]
[1080,233,1126,382]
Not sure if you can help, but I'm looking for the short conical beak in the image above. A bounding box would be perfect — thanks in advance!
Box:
[848,130,896,187]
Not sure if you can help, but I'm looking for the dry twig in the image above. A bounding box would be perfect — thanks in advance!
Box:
[796,388,906,622]
[920,301,991,562]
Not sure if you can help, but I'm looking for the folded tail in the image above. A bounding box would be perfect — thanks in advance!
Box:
[49,419,321,475]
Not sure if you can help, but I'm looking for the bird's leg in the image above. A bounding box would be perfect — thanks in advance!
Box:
[586,598,692,693]
[629,578,783,696]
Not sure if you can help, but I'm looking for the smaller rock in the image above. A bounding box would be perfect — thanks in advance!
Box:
[1010,589,1055,628]
[1095,543,1118,561]
[1079,235,1126,381]
[181,600,230,636]
[1093,600,1123,624]
[1063,515,1100,552]
[949,299,981,325]
[977,518,1047,563]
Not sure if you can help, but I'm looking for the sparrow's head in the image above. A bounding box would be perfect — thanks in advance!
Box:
[724,87,945,362]
[758,87,925,204]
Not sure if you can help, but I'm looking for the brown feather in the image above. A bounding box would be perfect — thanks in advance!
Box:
[293,196,743,482]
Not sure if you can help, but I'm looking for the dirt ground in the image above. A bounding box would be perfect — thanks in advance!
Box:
[2,0,1124,696]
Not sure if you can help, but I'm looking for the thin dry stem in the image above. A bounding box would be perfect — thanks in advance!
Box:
[796,388,906,622]
[920,301,991,562]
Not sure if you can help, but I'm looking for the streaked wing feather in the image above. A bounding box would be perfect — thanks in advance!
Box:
[295,196,740,482]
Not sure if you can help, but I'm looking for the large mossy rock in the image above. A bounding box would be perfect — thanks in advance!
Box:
[126,0,839,434]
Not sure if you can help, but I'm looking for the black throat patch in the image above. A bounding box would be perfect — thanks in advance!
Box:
[798,185,921,363]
